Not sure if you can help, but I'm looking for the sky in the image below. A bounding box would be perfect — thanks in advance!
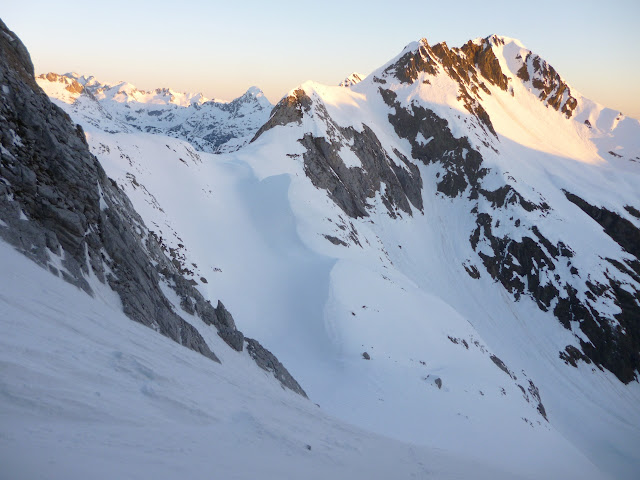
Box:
[3,0,640,117]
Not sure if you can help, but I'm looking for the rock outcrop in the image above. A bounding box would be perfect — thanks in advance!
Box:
[255,89,423,219]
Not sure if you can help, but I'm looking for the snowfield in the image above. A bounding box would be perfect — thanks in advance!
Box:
[1,240,563,480]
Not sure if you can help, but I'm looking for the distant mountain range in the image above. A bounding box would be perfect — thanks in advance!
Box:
[37,72,273,153]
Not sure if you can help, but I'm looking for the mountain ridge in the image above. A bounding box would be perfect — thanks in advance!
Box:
[233,32,640,475]
[36,71,274,153]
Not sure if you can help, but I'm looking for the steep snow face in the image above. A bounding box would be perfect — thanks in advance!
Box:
[36,72,273,153]
[308,34,640,386]
[35,33,640,479]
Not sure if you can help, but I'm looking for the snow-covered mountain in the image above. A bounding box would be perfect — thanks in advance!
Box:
[36,72,273,153]
[240,37,640,476]
[253,34,640,384]
[3,18,640,480]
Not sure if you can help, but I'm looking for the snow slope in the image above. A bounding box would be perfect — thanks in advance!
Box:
[1,240,536,480]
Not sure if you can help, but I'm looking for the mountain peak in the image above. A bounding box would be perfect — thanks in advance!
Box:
[244,85,264,97]
[477,34,527,49]
[235,86,271,109]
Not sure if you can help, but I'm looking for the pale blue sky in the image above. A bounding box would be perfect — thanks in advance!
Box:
[3,0,639,117]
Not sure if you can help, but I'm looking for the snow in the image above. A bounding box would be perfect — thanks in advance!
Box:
[1,240,540,480]
[416,131,433,145]
[97,181,108,211]
[337,142,362,168]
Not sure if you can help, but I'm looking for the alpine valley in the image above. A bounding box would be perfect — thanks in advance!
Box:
[1,18,639,480]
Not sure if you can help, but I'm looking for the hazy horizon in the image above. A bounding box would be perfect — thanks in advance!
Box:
[3,0,639,117]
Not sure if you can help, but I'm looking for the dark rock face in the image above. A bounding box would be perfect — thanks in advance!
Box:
[255,89,423,220]
[385,35,510,93]
[526,380,548,421]
[0,19,305,395]
[381,88,486,198]
[560,193,640,383]
[468,191,639,383]
[459,37,509,91]
[565,193,640,260]
[385,41,439,83]
[472,194,640,383]
[516,52,577,118]
[246,338,307,397]
[0,19,219,361]
[383,37,504,137]
[252,89,312,141]
[490,355,514,379]
[299,124,423,219]
[383,34,579,137]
